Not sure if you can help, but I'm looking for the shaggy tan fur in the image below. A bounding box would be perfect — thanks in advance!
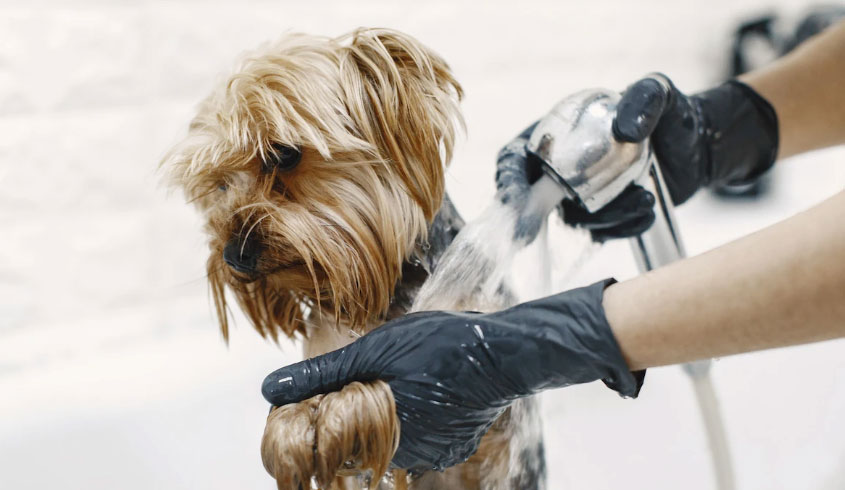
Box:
[261,381,399,489]
[163,28,462,340]
[164,27,528,490]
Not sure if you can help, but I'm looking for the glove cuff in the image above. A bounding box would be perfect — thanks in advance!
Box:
[590,278,646,398]
[695,80,779,187]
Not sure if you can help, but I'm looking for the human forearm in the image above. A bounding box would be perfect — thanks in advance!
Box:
[740,20,845,158]
[604,190,845,370]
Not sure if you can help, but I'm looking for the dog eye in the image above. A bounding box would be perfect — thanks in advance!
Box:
[263,143,302,172]
[218,183,228,192]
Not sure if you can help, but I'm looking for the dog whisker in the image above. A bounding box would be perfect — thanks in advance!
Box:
[236,206,262,240]
[240,213,269,256]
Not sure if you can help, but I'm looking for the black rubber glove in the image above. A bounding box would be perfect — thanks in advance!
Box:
[262,279,643,473]
[495,121,548,243]
[495,121,542,209]
[557,185,655,243]
[613,74,779,205]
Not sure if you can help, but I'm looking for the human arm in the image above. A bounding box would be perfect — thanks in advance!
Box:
[605,188,845,370]
[740,19,845,158]
[601,18,845,201]
[497,20,845,235]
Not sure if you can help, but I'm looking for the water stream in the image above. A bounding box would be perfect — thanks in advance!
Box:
[411,176,567,313]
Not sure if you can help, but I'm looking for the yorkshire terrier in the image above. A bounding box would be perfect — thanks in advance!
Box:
[163,28,544,490]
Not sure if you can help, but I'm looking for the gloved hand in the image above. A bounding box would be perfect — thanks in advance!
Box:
[262,279,643,473]
[495,75,778,240]
[494,121,547,243]
[495,121,542,210]
[613,73,779,205]
[556,185,656,242]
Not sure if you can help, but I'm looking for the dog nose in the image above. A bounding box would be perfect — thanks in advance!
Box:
[223,237,261,274]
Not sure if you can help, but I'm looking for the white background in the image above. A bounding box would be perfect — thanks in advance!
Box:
[1,1,844,489]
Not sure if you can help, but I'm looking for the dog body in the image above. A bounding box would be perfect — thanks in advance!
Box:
[164,28,544,489]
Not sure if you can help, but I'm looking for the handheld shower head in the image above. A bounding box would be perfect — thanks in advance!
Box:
[526,89,651,213]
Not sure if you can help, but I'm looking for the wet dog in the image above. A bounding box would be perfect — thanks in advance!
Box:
[162,28,543,489]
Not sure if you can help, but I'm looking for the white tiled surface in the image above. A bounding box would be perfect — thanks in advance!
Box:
[1,1,844,489]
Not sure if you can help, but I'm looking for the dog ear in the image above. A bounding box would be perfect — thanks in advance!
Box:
[340,28,464,221]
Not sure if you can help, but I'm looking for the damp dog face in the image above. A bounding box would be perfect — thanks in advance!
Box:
[163,28,463,340]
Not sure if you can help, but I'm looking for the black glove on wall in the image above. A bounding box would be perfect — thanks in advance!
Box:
[262,279,642,472]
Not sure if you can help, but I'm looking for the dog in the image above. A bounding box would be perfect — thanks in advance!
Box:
[162,28,544,490]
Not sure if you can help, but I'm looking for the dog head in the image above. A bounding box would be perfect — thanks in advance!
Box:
[163,28,463,340]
